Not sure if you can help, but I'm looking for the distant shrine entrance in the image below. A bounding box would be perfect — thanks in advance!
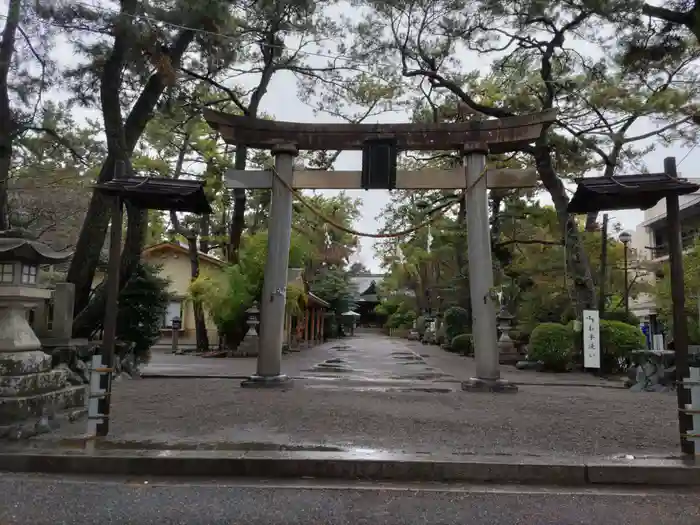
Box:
[204,108,556,392]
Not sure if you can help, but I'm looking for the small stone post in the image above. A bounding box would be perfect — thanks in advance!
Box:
[242,144,297,388]
[171,316,181,354]
[50,283,75,343]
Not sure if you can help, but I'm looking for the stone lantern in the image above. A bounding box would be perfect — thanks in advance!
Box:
[230,302,260,357]
[0,230,84,433]
[496,305,519,365]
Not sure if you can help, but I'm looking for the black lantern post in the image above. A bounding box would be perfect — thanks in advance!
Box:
[618,230,632,316]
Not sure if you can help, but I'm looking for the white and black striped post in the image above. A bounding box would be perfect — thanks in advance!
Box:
[86,353,113,439]
[680,364,700,455]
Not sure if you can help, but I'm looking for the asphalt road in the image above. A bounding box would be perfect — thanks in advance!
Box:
[1,474,699,525]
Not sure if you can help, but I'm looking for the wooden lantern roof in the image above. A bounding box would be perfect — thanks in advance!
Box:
[94,177,212,214]
[567,174,699,213]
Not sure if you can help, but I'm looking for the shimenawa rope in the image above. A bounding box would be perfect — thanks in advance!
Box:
[269,164,489,239]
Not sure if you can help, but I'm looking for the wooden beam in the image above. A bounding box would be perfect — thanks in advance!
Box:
[225,168,538,190]
[204,109,557,153]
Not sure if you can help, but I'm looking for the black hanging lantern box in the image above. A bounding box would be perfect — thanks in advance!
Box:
[567,174,699,213]
[362,138,397,190]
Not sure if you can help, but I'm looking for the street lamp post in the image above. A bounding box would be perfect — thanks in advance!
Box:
[619,231,632,317]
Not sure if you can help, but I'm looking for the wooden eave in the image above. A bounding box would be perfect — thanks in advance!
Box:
[94,177,212,214]
[567,174,699,214]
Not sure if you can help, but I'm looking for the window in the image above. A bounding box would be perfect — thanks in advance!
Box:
[20,264,37,285]
[0,263,14,283]
[162,301,183,329]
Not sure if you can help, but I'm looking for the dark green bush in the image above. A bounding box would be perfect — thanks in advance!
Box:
[444,306,470,342]
[528,322,573,372]
[387,309,416,329]
[116,263,172,364]
[602,310,640,326]
[451,334,474,356]
[599,320,645,373]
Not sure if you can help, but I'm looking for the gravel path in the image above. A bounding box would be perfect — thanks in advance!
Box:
[34,377,680,458]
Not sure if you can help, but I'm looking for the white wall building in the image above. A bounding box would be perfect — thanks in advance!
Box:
[629,189,700,323]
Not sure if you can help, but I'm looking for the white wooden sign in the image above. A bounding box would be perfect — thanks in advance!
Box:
[582,309,601,369]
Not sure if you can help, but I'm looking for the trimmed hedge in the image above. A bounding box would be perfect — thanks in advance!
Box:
[451,334,474,356]
[599,320,645,373]
[528,322,573,371]
[444,307,470,342]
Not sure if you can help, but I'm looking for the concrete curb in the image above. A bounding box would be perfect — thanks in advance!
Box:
[0,450,698,486]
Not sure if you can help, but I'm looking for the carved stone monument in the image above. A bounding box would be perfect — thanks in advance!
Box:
[0,230,86,437]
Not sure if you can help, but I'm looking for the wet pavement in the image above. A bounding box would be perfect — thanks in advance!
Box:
[10,334,671,459]
[142,334,462,390]
[2,474,699,525]
[142,333,623,390]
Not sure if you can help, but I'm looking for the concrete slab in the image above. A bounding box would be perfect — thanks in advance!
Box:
[1,449,697,486]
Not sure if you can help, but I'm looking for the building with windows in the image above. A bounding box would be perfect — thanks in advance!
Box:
[629,188,700,330]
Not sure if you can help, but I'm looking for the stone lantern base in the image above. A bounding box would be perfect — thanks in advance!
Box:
[0,307,86,438]
[0,350,86,437]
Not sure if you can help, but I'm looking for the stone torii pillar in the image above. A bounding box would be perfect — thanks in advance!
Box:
[461,146,516,392]
[241,143,297,388]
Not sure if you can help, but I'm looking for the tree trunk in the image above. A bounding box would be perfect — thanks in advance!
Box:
[227,147,248,263]
[72,201,148,336]
[0,0,22,231]
[67,28,196,315]
[186,236,209,352]
[198,214,210,253]
[534,142,597,314]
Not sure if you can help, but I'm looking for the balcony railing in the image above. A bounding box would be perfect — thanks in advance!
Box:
[648,231,700,259]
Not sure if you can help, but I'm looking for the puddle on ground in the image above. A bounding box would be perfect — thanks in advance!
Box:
[47,439,346,452]
[390,352,414,357]
[324,358,347,364]
[304,384,453,394]
[307,363,355,373]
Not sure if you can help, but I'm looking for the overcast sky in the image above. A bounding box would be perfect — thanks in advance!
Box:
[8,0,700,273]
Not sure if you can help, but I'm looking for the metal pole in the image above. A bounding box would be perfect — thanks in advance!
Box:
[97,160,125,436]
[599,213,608,315]
[242,143,297,388]
[664,156,694,455]
[461,145,516,392]
[623,242,629,317]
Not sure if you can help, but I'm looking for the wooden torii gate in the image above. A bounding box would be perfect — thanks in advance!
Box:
[204,109,557,391]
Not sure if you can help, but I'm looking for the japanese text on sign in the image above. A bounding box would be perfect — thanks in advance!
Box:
[582,309,600,369]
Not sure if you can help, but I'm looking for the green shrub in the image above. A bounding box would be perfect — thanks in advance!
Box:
[416,315,428,337]
[387,309,416,329]
[528,323,573,372]
[602,310,640,326]
[444,306,470,342]
[599,320,645,373]
[452,334,474,356]
[116,263,171,364]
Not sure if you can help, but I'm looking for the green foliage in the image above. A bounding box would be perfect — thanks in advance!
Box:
[599,320,646,373]
[310,266,354,315]
[116,263,172,364]
[189,230,312,337]
[528,323,574,372]
[387,308,416,329]
[602,310,640,326]
[451,334,474,356]
[443,306,470,342]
